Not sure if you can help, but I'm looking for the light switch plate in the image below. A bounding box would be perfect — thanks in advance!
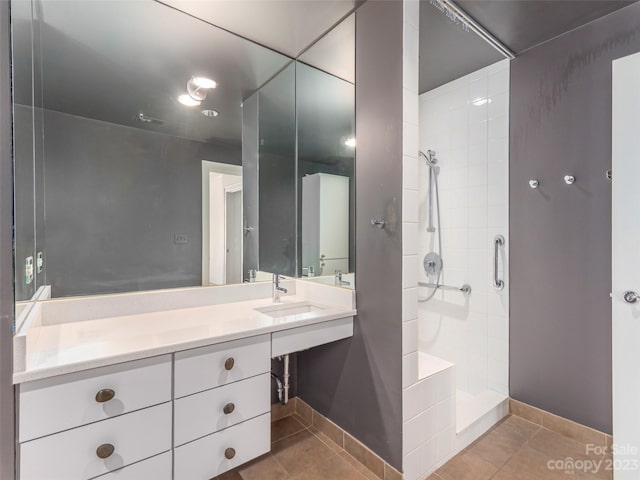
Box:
[174,233,189,245]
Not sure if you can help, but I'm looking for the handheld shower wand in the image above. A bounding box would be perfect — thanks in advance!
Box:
[419,149,443,303]
[419,150,438,233]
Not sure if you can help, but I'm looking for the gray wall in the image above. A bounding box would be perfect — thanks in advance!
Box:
[510,2,640,434]
[0,1,15,477]
[298,0,404,469]
[41,110,241,297]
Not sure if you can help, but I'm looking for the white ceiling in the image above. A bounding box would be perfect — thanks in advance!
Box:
[22,0,293,144]
[12,0,356,144]
[160,0,359,58]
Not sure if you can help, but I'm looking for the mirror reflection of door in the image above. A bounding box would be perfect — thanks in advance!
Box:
[202,161,242,286]
[302,173,349,276]
[225,189,243,284]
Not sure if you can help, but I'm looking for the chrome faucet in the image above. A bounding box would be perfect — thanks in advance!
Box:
[335,270,350,287]
[272,273,288,303]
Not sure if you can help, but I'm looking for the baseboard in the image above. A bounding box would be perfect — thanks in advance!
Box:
[509,398,612,448]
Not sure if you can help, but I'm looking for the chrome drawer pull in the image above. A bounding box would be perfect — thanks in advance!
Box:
[224,447,236,460]
[224,357,235,371]
[95,389,115,403]
[223,403,235,415]
[96,443,115,459]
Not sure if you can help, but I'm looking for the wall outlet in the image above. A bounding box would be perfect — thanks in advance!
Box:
[25,256,34,285]
[174,233,189,245]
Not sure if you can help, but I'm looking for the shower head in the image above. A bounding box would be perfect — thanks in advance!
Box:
[419,150,438,168]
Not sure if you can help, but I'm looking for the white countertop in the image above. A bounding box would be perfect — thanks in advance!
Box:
[15,295,356,384]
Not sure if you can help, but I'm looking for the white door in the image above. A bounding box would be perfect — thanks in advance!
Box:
[225,189,242,284]
[612,51,640,478]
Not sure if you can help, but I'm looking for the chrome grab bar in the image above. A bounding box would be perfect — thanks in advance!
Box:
[493,235,505,291]
[419,281,471,297]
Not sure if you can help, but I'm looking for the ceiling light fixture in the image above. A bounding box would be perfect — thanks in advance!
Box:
[344,137,356,148]
[201,109,220,117]
[471,97,491,106]
[187,76,217,102]
[178,94,201,107]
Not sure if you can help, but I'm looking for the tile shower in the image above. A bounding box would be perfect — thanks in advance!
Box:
[418,59,510,409]
[401,16,511,475]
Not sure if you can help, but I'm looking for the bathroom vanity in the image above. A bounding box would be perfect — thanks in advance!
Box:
[14,281,356,479]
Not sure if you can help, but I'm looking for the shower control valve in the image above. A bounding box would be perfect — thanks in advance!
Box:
[564,175,576,185]
[623,291,639,304]
[528,179,539,189]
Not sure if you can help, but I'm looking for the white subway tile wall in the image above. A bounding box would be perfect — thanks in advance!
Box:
[417,60,510,398]
[402,367,456,480]
[401,0,510,473]
[402,0,420,394]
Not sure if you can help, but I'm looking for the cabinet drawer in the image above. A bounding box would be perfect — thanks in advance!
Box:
[272,317,353,356]
[19,403,172,480]
[174,373,270,446]
[174,335,270,398]
[93,452,171,480]
[174,413,270,480]
[19,355,171,442]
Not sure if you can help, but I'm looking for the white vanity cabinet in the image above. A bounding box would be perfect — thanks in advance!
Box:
[16,308,354,480]
[174,413,271,479]
[174,334,271,397]
[18,356,173,480]
[17,335,273,480]
[174,373,271,446]
[20,403,172,480]
[19,355,172,442]
[173,334,272,479]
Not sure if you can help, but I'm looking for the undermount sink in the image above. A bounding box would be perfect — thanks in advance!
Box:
[254,302,323,319]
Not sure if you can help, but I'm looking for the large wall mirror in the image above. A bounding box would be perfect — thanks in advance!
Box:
[12,0,355,302]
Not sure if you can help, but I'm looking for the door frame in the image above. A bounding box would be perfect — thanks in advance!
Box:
[201,161,242,285]
[224,184,243,285]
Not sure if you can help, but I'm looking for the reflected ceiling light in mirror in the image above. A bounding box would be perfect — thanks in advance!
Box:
[192,76,217,89]
[187,76,217,101]
[178,94,201,106]
[202,109,220,117]
[344,137,356,148]
[471,97,491,106]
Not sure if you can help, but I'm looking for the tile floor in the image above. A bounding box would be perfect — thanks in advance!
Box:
[215,414,382,480]
[216,414,613,480]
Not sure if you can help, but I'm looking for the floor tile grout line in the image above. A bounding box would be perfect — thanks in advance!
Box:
[268,448,295,478]
[491,421,541,478]
[485,420,615,480]
[271,426,308,446]
[461,416,543,480]
[280,424,371,480]
[304,424,381,480]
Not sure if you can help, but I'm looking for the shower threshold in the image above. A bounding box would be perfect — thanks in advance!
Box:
[456,389,508,435]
